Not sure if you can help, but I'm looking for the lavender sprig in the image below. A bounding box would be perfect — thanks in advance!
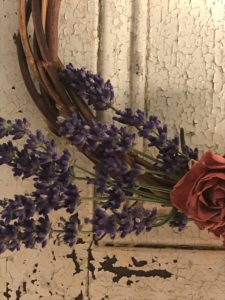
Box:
[58,113,134,156]
[169,211,188,231]
[89,206,157,239]
[58,113,140,205]
[62,214,79,247]
[0,216,51,254]
[113,108,198,174]
[0,117,29,140]
[59,64,114,110]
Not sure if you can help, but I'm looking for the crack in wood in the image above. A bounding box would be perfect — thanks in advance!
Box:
[66,249,82,275]
[77,238,85,244]
[131,257,147,267]
[15,286,21,300]
[98,255,172,282]
[88,243,96,280]
[126,279,133,286]
[3,283,11,300]
[105,243,225,251]
[74,290,84,300]
[22,282,27,293]
[32,263,38,274]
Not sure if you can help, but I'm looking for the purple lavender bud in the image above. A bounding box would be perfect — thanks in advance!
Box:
[64,184,80,213]
[63,214,78,246]
[20,219,36,248]
[60,64,114,110]
[117,206,157,237]
[95,156,128,178]
[184,145,198,160]
[35,216,51,247]
[120,164,141,189]
[92,208,117,239]
[113,109,145,126]
[10,118,29,140]
[58,113,135,156]
[11,148,39,178]
[86,175,108,194]
[0,117,29,140]
[1,195,35,224]
[90,206,157,239]
[169,212,188,231]
[20,216,50,248]
[103,185,124,210]
[0,117,11,138]
[0,142,17,165]
[0,222,20,253]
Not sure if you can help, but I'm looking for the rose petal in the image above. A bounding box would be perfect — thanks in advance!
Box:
[189,193,219,222]
[207,188,225,206]
[202,151,225,170]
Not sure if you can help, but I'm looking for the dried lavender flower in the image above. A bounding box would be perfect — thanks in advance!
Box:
[0,117,29,140]
[60,64,114,110]
[113,108,145,126]
[1,195,35,225]
[169,211,188,231]
[63,214,79,247]
[92,208,117,239]
[90,206,157,239]
[0,141,17,165]
[116,206,157,237]
[58,113,135,156]
[0,221,20,253]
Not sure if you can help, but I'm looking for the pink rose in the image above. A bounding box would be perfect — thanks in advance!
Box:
[170,151,225,244]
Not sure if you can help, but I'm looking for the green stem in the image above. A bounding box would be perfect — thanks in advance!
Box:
[125,197,169,204]
[73,164,96,177]
[132,148,161,163]
[109,105,117,112]
[153,207,177,227]
[80,196,168,204]
[80,196,108,201]
[74,176,89,181]
[135,184,171,194]
[124,188,170,203]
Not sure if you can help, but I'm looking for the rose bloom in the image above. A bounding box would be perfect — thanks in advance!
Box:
[170,151,225,245]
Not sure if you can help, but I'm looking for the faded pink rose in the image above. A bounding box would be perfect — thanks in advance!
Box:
[170,151,225,244]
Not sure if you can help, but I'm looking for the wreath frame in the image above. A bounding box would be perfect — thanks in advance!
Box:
[16,0,166,185]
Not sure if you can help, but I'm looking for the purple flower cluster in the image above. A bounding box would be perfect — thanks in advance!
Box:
[91,206,157,239]
[58,113,134,155]
[0,130,80,215]
[58,113,141,209]
[63,214,78,247]
[0,117,80,253]
[113,109,145,126]
[0,117,29,139]
[0,216,50,253]
[0,110,191,253]
[1,195,35,225]
[113,109,198,173]
[60,64,114,110]
[169,211,188,231]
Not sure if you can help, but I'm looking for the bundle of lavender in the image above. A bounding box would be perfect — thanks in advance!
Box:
[2,64,225,254]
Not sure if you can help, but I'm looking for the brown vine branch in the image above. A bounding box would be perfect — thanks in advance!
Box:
[41,0,48,30]
[46,0,61,63]
[18,0,38,76]
[16,0,158,176]
[16,34,58,132]
[31,0,51,62]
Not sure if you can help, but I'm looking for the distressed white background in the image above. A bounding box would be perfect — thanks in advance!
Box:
[1,0,225,299]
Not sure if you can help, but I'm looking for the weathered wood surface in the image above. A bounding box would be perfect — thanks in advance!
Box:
[1,0,225,299]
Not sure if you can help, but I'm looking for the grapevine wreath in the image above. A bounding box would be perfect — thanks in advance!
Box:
[0,0,223,253]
